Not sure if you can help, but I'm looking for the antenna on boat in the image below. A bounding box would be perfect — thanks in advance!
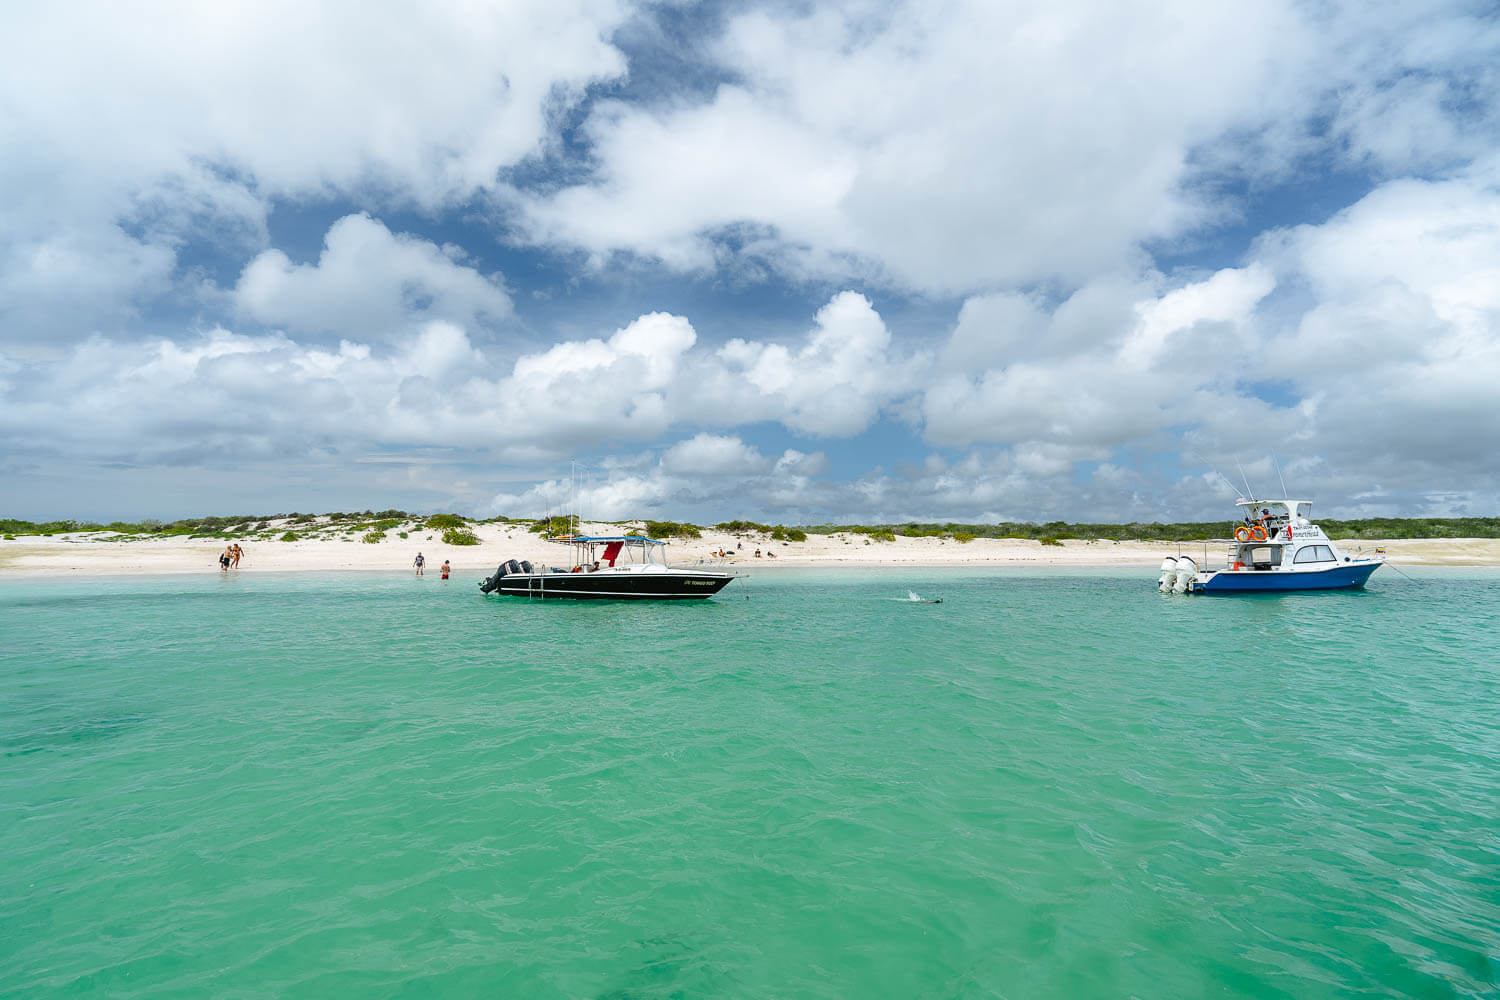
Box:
[1271,452,1288,501]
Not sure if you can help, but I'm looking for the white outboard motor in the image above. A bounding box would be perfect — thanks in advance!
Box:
[1173,555,1197,594]
[1158,557,1178,592]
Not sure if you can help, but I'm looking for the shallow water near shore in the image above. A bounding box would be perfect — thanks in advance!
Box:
[3,567,1499,998]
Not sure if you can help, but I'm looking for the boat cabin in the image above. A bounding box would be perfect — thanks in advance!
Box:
[1222,499,1352,573]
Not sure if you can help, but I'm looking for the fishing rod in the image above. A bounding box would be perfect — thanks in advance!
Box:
[1233,456,1257,499]
[1188,451,1244,498]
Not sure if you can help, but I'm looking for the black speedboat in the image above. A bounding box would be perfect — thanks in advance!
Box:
[479,535,735,601]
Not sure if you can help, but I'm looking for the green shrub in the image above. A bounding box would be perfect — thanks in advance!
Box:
[645,520,701,539]
[529,516,575,536]
[398,531,409,539]
[363,531,385,544]
[714,520,770,534]
[442,527,479,545]
[785,528,807,542]
[3,534,14,540]
[426,513,467,531]
[280,531,300,541]
[770,526,786,540]
[951,532,975,543]
[1039,536,1063,546]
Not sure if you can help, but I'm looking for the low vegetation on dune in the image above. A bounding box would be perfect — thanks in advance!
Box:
[644,520,701,539]
[528,515,576,537]
[714,519,770,534]
[441,527,480,545]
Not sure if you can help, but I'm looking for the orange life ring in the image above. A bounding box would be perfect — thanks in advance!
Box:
[1250,525,1267,542]
[1235,526,1252,542]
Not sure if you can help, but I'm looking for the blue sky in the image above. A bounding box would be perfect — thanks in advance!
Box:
[2,0,1499,523]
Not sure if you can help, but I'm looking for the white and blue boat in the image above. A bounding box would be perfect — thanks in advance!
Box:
[1158,498,1383,595]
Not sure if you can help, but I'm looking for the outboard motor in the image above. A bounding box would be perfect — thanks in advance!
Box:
[1172,555,1197,594]
[505,559,522,575]
[478,562,509,594]
[1158,557,1178,592]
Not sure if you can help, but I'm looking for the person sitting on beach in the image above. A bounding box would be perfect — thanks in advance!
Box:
[766,549,776,558]
[754,548,762,557]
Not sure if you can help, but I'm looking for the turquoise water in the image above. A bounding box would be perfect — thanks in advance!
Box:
[2,567,1498,998]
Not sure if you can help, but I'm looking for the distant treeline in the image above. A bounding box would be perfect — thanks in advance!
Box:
[797,517,1500,541]
[5,513,1499,542]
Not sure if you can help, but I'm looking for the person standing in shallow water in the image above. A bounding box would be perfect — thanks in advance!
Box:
[219,547,232,572]
[230,543,243,568]
[413,552,425,576]
[440,560,450,580]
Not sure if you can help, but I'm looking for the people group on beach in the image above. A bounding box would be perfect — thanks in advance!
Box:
[218,543,244,572]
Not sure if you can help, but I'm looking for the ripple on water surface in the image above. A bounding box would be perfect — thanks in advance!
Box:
[2,568,1499,998]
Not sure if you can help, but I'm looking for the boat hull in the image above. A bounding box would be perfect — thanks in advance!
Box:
[486,571,734,600]
[1193,562,1381,594]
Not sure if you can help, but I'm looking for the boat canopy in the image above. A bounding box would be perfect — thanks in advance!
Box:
[555,535,667,546]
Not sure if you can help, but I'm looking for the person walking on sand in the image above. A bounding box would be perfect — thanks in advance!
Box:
[230,543,243,568]
[414,552,426,576]
[440,559,450,580]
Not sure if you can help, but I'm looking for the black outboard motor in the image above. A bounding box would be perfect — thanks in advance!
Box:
[478,562,508,594]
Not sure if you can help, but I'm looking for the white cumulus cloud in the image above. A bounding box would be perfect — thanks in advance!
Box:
[234,214,513,340]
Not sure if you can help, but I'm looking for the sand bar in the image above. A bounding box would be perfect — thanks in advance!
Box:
[3,520,1497,577]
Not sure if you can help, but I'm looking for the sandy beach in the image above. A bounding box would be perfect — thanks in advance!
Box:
[2,519,1497,577]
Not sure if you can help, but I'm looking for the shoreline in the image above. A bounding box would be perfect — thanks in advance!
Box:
[4,523,1499,577]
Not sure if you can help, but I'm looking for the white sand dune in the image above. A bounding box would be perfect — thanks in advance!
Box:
[2,519,1496,576]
